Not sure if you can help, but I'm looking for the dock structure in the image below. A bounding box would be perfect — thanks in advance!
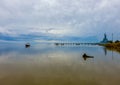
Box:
[54,42,99,46]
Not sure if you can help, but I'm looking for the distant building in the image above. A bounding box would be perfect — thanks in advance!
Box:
[100,33,110,44]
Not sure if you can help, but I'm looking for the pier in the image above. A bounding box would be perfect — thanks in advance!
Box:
[54,42,99,46]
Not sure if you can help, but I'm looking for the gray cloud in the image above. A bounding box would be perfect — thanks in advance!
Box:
[0,0,120,40]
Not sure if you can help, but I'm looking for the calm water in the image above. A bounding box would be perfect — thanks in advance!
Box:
[0,42,120,85]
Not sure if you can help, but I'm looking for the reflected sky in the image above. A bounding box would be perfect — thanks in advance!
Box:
[0,42,120,85]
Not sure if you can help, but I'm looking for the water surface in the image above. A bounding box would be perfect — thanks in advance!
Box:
[0,42,120,85]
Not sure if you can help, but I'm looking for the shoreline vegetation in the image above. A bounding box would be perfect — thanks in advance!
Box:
[100,41,120,52]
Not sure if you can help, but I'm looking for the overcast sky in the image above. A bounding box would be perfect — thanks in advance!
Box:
[0,0,120,41]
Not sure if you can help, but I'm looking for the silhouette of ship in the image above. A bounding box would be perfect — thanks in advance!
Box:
[25,43,30,48]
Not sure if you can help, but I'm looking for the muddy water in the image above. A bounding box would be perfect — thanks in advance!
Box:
[0,43,120,85]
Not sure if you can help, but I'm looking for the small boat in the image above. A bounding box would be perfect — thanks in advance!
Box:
[82,53,94,60]
[25,43,30,48]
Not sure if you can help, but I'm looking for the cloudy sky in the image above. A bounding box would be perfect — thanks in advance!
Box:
[0,0,120,42]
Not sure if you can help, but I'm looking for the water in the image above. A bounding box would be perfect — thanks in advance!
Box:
[0,42,120,85]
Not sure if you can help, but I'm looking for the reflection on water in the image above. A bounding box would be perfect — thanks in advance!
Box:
[103,47,107,56]
[0,42,120,85]
[103,47,115,61]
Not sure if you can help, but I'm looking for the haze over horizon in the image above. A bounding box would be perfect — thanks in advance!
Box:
[0,0,120,42]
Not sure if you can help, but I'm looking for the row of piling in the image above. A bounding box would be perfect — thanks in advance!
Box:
[54,43,98,46]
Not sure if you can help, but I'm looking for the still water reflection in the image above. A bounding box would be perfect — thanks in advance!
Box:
[0,42,120,85]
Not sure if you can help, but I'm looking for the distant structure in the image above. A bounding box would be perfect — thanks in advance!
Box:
[100,33,110,44]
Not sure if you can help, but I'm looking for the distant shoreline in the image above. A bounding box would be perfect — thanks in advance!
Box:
[100,42,120,52]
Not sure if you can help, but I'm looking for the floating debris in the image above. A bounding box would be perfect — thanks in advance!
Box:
[82,53,94,61]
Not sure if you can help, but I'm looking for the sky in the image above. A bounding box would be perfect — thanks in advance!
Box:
[0,0,120,42]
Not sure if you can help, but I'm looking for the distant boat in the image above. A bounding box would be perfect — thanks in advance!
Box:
[25,43,30,48]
